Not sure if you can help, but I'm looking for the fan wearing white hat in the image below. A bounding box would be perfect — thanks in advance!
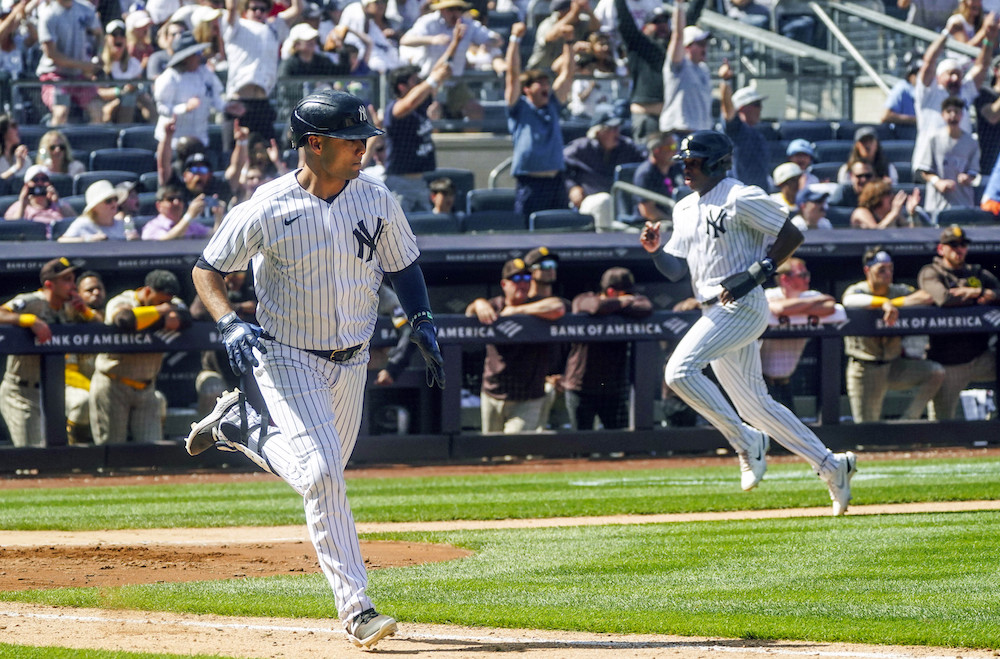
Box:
[399,0,502,119]
[718,60,770,190]
[279,22,345,74]
[660,0,713,134]
[58,179,140,243]
[913,29,991,171]
[769,162,803,213]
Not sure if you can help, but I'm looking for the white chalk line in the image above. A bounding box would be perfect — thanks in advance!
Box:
[0,608,989,659]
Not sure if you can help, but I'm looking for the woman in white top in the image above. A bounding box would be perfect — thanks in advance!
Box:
[98,20,155,124]
[58,179,139,243]
[35,130,86,178]
[944,0,990,44]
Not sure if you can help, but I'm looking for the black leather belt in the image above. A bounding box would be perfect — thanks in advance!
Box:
[305,344,364,363]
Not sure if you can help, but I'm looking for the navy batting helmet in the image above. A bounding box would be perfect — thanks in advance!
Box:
[288,90,384,148]
[673,130,733,177]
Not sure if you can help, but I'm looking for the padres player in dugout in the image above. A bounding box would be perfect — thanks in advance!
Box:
[640,130,857,516]
[186,90,445,650]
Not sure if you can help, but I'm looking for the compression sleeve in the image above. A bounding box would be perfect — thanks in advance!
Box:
[386,262,432,322]
[651,250,689,282]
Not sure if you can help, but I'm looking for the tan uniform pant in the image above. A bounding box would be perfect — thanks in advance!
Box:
[846,357,945,423]
[480,393,545,434]
[0,377,43,447]
[90,371,162,445]
[929,350,997,420]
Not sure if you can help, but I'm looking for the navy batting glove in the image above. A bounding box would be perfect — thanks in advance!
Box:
[410,320,445,389]
[721,258,776,301]
[217,312,266,375]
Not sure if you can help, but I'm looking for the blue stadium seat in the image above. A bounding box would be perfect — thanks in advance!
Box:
[16,124,46,151]
[779,119,835,142]
[466,187,516,213]
[406,211,462,234]
[90,148,157,175]
[0,193,21,216]
[73,170,139,196]
[613,162,641,220]
[62,194,87,214]
[892,161,914,184]
[137,191,159,215]
[808,162,842,183]
[880,140,914,164]
[528,209,594,231]
[139,171,161,192]
[0,220,48,241]
[935,208,998,225]
[825,205,853,228]
[60,124,120,159]
[118,125,158,151]
[461,210,527,233]
[48,173,73,198]
[813,140,853,165]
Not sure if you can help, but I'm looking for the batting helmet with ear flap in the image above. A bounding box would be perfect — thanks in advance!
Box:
[288,90,384,148]
[673,130,733,178]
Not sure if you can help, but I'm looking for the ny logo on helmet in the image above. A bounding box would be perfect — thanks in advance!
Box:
[358,105,368,123]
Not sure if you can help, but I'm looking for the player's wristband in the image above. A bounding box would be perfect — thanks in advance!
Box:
[409,310,434,327]
[132,306,161,331]
[216,312,238,332]
[18,313,37,328]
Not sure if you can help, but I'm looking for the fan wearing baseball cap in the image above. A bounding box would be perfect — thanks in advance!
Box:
[660,0,713,135]
[917,225,1000,420]
[770,162,803,212]
[0,258,100,447]
[719,60,770,190]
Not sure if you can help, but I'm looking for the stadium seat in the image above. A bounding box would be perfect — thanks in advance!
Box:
[60,124,120,159]
[778,119,835,142]
[808,162,842,183]
[612,162,641,219]
[813,140,853,165]
[835,121,893,142]
[73,170,139,196]
[461,209,527,233]
[90,148,157,175]
[48,173,73,198]
[0,220,48,241]
[406,211,462,234]
[139,171,161,192]
[825,205,853,228]
[50,218,74,241]
[62,194,87,214]
[137,191,159,215]
[935,208,998,225]
[880,140,914,164]
[561,118,590,143]
[892,161,914,184]
[118,125,158,151]
[466,187,516,213]
[423,168,476,204]
[528,209,594,231]
[16,124,46,151]
[0,193,20,216]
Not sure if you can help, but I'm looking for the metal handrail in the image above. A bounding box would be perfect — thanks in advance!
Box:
[488,156,513,189]
[611,180,675,230]
[808,1,891,95]
[826,0,979,58]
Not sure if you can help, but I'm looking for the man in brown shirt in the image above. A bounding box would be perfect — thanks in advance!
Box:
[466,258,567,433]
[562,267,652,430]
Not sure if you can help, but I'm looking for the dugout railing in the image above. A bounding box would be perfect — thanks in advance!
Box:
[0,304,998,473]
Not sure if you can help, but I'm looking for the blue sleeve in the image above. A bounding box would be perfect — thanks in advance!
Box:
[385,262,432,320]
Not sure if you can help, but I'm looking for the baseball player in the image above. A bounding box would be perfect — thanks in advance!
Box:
[90,270,191,445]
[0,258,100,447]
[185,90,445,650]
[639,130,857,516]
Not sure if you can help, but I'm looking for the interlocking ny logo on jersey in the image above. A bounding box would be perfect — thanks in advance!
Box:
[704,209,728,238]
[353,217,384,261]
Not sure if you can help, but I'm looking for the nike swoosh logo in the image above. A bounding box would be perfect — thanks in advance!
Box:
[284,215,301,225]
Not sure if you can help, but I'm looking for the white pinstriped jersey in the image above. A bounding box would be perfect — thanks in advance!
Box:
[664,177,786,302]
[202,170,420,350]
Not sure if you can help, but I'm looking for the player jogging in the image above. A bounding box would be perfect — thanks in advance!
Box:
[185,90,445,649]
[640,130,857,516]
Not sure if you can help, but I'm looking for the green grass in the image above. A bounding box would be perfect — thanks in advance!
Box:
[4,512,999,648]
[3,455,1000,651]
[2,457,999,530]
[0,646,232,659]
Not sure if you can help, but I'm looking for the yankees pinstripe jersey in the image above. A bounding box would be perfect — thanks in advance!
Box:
[202,170,420,350]
[665,178,786,302]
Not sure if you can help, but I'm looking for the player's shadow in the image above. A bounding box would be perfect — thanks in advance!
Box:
[377,634,822,654]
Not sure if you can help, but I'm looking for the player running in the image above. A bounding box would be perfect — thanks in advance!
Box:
[185,90,445,649]
[640,130,856,516]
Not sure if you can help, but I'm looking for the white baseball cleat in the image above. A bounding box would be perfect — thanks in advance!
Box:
[738,429,769,491]
[184,389,242,456]
[826,451,857,516]
[347,608,397,649]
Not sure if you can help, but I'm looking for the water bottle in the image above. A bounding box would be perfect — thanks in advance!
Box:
[123,214,138,240]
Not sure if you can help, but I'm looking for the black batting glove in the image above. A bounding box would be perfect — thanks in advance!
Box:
[721,258,776,301]
[409,313,445,389]
[217,312,266,375]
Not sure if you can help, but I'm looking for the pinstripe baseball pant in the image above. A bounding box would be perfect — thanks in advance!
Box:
[251,341,373,627]
[664,286,838,478]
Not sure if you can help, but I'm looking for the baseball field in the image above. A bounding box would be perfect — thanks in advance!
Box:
[1,448,999,658]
